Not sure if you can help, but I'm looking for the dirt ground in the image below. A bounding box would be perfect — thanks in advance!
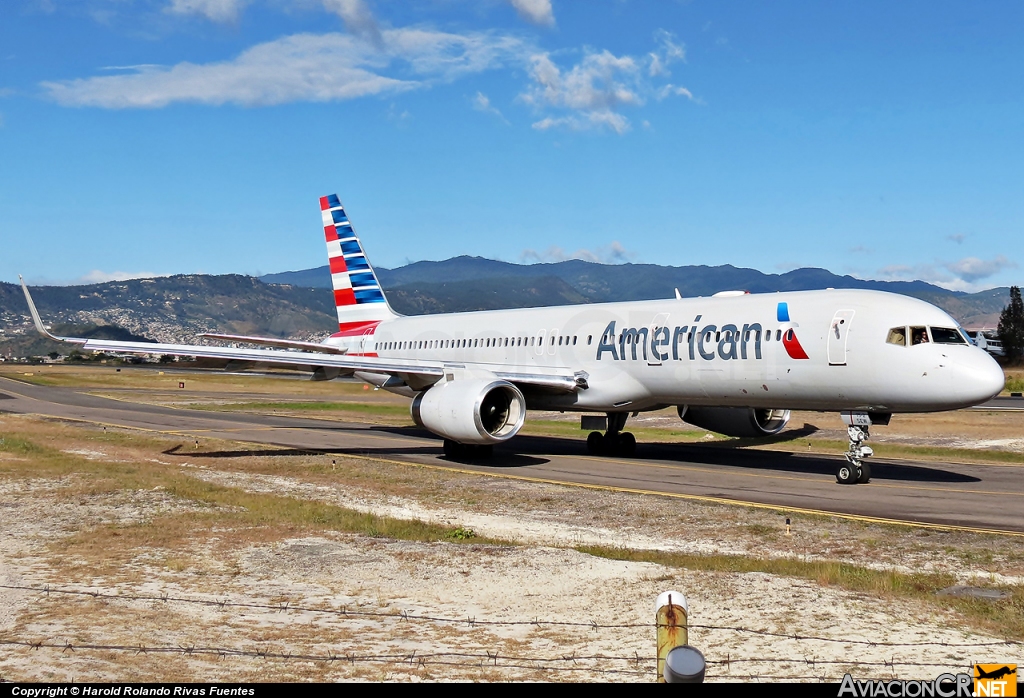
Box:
[0,405,1020,682]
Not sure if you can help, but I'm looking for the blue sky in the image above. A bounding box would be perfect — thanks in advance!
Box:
[1,0,1022,292]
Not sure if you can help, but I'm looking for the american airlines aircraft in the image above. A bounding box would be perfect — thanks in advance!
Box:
[20,194,1005,485]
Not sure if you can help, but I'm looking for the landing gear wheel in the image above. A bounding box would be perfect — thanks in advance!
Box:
[840,423,873,486]
[443,440,493,460]
[836,461,859,485]
[586,431,604,455]
[617,432,636,457]
[856,461,871,484]
[443,439,462,459]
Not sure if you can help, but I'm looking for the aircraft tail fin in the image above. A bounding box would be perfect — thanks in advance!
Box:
[319,194,398,335]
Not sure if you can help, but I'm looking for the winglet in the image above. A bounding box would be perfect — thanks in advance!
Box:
[19,276,82,344]
[674,288,682,300]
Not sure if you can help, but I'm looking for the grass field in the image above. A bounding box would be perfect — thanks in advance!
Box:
[1,364,1022,680]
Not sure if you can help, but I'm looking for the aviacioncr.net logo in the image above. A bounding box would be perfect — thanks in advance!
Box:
[838,673,973,697]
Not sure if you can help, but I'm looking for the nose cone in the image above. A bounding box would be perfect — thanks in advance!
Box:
[954,349,1005,406]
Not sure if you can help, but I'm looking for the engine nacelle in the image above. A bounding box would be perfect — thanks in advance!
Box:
[678,406,790,438]
[411,377,526,445]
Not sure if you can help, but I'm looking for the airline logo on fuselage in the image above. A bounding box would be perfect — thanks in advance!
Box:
[595,302,809,362]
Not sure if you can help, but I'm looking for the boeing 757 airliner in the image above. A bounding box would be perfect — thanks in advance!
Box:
[20,194,1005,485]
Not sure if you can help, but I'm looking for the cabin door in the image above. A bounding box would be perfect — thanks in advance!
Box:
[828,310,856,365]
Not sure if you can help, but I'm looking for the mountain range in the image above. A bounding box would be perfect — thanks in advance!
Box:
[261,256,1009,327]
[0,257,1010,357]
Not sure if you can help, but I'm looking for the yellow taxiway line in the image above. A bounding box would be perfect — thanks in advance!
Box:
[7,408,1022,539]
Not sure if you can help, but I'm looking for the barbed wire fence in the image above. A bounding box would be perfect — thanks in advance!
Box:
[0,583,1016,680]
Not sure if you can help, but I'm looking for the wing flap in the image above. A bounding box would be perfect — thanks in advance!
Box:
[199,332,348,354]
[78,338,446,377]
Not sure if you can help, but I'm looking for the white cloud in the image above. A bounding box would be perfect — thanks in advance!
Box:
[472,91,508,123]
[532,110,630,135]
[944,255,1016,283]
[41,29,526,108]
[39,16,695,137]
[945,233,967,244]
[649,29,685,76]
[656,84,693,101]
[520,31,694,134]
[321,0,382,46]
[166,0,248,23]
[77,271,169,284]
[508,0,554,27]
[522,51,641,111]
[875,255,1017,292]
[521,241,634,265]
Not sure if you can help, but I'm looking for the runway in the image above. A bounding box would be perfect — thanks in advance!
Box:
[1,375,1022,536]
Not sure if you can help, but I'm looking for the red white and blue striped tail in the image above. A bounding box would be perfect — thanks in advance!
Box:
[319,194,397,335]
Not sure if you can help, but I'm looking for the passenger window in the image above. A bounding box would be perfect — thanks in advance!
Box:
[931,327,967,345]
[910,326,929,345]
[587,335,592,345]
[776,330,781,342]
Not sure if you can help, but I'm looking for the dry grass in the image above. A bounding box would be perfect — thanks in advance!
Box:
[0,429,496,580]
[579,545,1024,643]
[2,415,1021,645]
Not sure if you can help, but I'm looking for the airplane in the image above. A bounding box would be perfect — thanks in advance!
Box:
[19,194,1006,485]
[974,666,1016,681]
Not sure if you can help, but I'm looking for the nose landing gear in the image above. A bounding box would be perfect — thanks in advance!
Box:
[837,424,873,484]
[586,412,637,457]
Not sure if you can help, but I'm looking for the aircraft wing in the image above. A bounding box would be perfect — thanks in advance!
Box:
[198,332,349,354]
[19,278,582,393]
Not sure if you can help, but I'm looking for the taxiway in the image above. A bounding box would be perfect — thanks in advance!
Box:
[1,375,1021,535]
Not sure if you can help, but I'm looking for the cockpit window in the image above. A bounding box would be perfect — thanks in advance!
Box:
[930,327,967,345]
[910,326,930,345]
[886,327,907,346]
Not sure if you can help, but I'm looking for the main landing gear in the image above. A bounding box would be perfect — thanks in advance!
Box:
[586,412,637,457]
[837,424,873,484]
[443,439,493,460]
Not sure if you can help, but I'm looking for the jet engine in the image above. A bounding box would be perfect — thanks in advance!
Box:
[411,378,526,445]
[678,406,790,438]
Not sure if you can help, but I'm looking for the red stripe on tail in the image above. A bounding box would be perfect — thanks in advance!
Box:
[333,288,356,306]
[331,321,381,337]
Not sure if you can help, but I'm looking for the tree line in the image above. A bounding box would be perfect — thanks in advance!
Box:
[998,286,1024,364]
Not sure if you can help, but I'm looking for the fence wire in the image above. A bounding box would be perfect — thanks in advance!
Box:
[0,583,1017,649]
